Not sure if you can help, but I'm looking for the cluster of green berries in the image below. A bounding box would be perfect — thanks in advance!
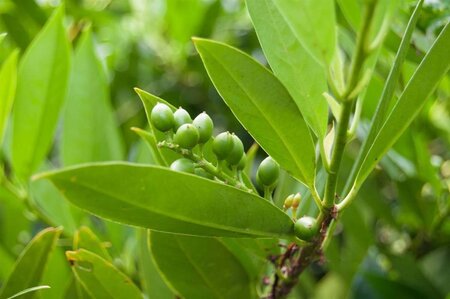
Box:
[150,102,247,173]
[150,102,282,192]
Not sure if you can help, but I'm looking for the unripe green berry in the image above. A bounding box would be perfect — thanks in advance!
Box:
[256,157,280,187]
[174,124,199,149]
[194,168,214,179]
[226,134,244,166]
[294,216,318,241]
[170,158,195,173]
[212,132,233,160]
[173,107,192,130]
[237,154,246,171]
[150,103,174,132]
[193,112,214,144]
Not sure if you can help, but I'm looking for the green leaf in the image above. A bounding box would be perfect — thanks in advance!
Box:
[137,230,173,299]
[150,231,254,299]
[11,7,70,179]
[66,249,143,299]
[0,49,18,145]
[73,226,112,261]
[0,227,62,299]
[36,162,294,238]
[345,0,424,192]
[61,29,123,166]
[194,38,316,187]
[246,0,329,139]
[352,22,450,190]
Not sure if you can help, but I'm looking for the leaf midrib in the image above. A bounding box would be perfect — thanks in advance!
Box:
[55,174,290,238]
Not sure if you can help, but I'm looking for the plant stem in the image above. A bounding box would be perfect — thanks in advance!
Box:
[323,0,376,208]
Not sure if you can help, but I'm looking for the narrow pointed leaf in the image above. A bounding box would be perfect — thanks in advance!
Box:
[66,249,143,299]
[247,0,330,139]
[0,227,62,299]
[354,23,450,190]
[37,162,294,238]
[11,7,70,179]
[61,29,123,166]
[150,231,254,299]
[194,38,316,186]
[0,49,18,145]
[346,0,424,192]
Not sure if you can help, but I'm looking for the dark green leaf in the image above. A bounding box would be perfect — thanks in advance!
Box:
[61,29,124,166]
[11,7,70,179]
[36,162,294,238]
[66,249,143,299]
[194,38,316,186]
[0,227,62,299]
[150,231,254,299]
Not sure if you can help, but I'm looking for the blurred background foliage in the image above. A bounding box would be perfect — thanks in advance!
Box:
[0,0,449,298]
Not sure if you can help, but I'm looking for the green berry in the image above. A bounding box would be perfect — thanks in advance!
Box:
[193,112,214,144]
[226,134,244,166]
[150,103,174,132]
[173,107,192,130]
[170,158,195,173]
[294,216,318,241]
[174,124,199,149]
[237,154,246,171]
[256,157,280,187]
[212,132,233,160]
[194,168,214,179]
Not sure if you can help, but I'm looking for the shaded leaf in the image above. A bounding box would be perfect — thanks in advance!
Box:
[11,7,70,179]
[0,227,62,299]
[61,29,123,166]
[66,249,142,299]
[73,226,112,261]
[150,231,254,299]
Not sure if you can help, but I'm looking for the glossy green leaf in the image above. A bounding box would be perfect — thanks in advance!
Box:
[138,230,173,299]
[353,23,450,190]
[74,226,112,261]
[0,49,18,145]
[150,231,254,299]
[61,29,123,166]
[37,162,294,238]
[11,7,70,179]
[194,38,316,186]
[248,0,336,66]
[0,227,62,299]
[345,0,424,192]
[246,0,329,139]
[66,249,143,299]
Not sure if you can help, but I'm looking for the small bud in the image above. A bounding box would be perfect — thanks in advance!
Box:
[173,124,199,149]
[226,134,244,166]
[150,103,174,132]
[256,156,280,188]
[292,193,301,208]
[193,112,214,144]
[283,194,294,210]
[212,132,234,160]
